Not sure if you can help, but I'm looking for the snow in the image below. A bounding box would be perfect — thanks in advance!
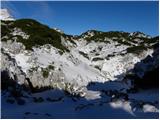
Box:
[81,30,96,38]
[14,53,31,73]
[128,89,158,102]
[143,104,158,113]
[109,100,134,115]
[53,28,64,33]
[11,28,30,39]
[129,32,151,38]
[84,90,101,100]
[101,54,138,80]
[1,88,158,119]
[0,9,14,21]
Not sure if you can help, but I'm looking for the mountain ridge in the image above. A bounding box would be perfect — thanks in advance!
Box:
[1,18,158,89]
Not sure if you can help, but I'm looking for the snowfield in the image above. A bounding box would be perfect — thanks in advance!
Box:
[2,88,158,119]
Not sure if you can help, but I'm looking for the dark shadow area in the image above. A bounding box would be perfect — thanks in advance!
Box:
[132,42,159,89]
[1,70,31,106]
[134,67,159,89]
[1,70,29,97]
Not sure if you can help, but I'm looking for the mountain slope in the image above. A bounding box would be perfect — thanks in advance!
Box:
[1,18,159,118]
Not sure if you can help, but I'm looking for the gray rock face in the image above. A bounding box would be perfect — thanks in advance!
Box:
[1,49,27,85]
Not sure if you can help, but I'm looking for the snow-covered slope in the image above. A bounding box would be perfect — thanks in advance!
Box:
[1,18,159,119]
[1,88,158,119]
[0,9,15,21]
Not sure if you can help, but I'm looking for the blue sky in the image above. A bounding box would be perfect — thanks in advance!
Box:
[2,1,159,36]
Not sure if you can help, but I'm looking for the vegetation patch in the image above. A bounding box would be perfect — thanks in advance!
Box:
[1,19,69,52]
[85,31,130,42]
[142,36,159,44]
[94,65,101,71]
[127,45,147,54]
[28,67,38,73]
[79,51,89,59]
[1,20,158,52]
[82,30,158,47]
[42,69,49,78]
[48,65,55,70]
[92,57,104,61]
[41,64,55,78]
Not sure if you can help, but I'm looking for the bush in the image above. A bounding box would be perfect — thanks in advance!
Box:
[48,65,54,70]
[127,45,147,54]
[79,51,89,59]
[85,31,130,42]
[42,69,49,78]
[41,65,55,78]
[94,65,101,71]
[92,57,103,61]
[1,24,11,38]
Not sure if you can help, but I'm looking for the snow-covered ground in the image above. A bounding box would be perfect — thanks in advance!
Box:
[2,87,158,119]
